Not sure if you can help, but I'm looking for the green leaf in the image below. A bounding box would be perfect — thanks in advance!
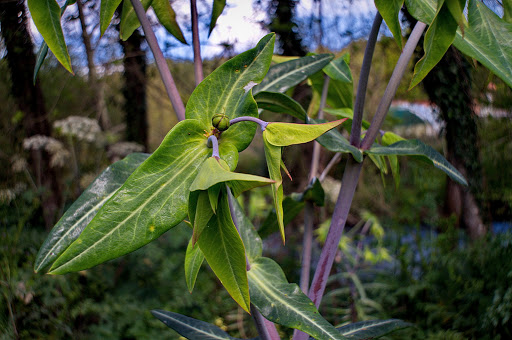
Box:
[207,183,222,213]
[258,196,305,239]
[375,0,405,50]
[248,257,345,340]
[366,139,468,185]
[368,153,388,175]
[209,0,226,36]
[308,118,363,162]
[323,108,371,129]
[301,178,325,206]
[323,55,353,83]
[120,0,153,41]
[262,138,285,242]
[410,0,459,89]
[27,0,73,74]
[336,319,412,339]
[186,34,275,152]
[197,193,250,313]
[255,91,308,121]
[34,153,149,273]
[263,119,345,147]
[151,309,241,339]
[504,0,512,23]
[254,54,334,94]
[406,0,512,89]
[49,120,212,274]
[382,131,405,188]
[100,0,123,36]
[189,190,214,245]
[184,238,205,293]
[445,0,467,30]
[152,0,187,44]
[309,69,354,110]
[32,0,75,84]
[228,194,262,263]
[34,43,49,85]
[189,157,274,197]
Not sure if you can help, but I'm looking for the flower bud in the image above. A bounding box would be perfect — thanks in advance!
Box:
[212,114,230,131]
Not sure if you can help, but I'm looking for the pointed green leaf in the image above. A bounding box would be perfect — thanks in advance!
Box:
[120,0,153,41]
[152,0,187,44]
[100,0,123,36]
[309,69,354,109]
[375,0,405,50]
[186,34,275,152]
[410,0,459,89]
[366,139,468,185]
[34,153,149,273]
[228,195,262,263]
[208,0,226,36]
[406,0,512,88]
[308,118,363,162]
[263,119,345,147]
[191,191,214,245]
[382,131,405,188]
[263,137,285,242]
[323,108,371,129]
[445,0,467,30]
[185,238,205,293]
[248,257,345,340]
[197,193,250,313]
[302,178,325,207]
[207,183,222,213]
[32,0,75,84]
[255,91,308,121]
[323,55,353,83]
[368,153,388,175]
[151,310,241,340]
[190,157,274,197]
[258,196,305,239]
[49,120,213,274]
[254,54,334,94]
[336,319,412,339]
[27,0,73,74]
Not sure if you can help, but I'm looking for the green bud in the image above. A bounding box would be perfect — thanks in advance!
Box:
[212,114,230,131]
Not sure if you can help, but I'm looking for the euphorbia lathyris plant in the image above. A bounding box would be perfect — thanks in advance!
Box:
[29,0,512,338]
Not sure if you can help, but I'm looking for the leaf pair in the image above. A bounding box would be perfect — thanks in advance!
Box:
[185,156,274,313]
[262,120,346,242]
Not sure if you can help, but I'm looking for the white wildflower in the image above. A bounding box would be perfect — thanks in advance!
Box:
[23,135,52,150]
[54,116,101,142]
[45,139,70,168]
[11,155,28,173]
[0,189,15,204]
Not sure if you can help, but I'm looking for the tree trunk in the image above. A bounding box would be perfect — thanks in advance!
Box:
[120,29,148,150]
[0,0,62,229]
[422,46,487,239]
[76,0,110,130]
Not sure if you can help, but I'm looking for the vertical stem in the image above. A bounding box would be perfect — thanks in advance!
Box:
[361,21,426,150]
[350,13,382,147]
[308,74,329,182]
[130,0,185,121]
[226,187,280,340]
[190,0,204,86]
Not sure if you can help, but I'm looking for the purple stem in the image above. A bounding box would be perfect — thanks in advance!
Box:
[190,0,203,86]
[350,13,382,147]
[361,21,426,150]
[229,116,269,131]
[293,20,427,340]
[130,0,185,121]
[207,135,219,158]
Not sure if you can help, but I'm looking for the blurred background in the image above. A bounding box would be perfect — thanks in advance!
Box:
[1,0,511,338]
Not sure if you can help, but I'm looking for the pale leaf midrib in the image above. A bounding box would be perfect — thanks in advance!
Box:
[259,56,329,93]
[52,150,206,271]
[152,311,231,340]
[249,268,340,340]
[35,193,114,272]
[341,319,395,336]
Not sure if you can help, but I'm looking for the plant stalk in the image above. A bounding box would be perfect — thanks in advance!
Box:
[350,13,382,147]
[130,0,185,121]
[294,19,427,340]
[361,21,426,150]
[190,0,204,86]
[230,116,269,130]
